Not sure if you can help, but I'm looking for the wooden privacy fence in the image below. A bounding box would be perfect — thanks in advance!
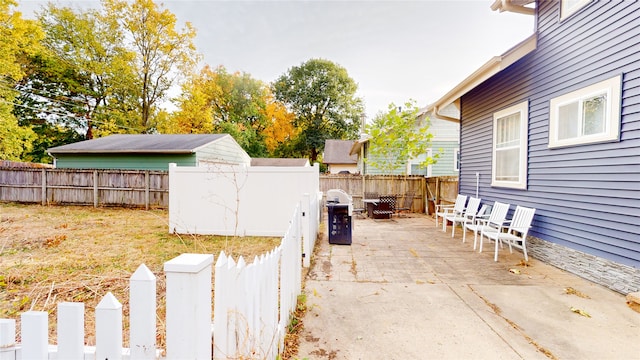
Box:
[0,167,457,215]
[425,176,459,214]
[320,174,459,214]
[0,204,305,359]
[0,168,168,209]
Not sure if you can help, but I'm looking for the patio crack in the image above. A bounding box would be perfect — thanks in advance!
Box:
[466,284,558,360]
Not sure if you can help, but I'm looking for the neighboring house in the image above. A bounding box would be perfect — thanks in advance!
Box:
[350,110,459,176]
[322,140,358,174]
[47,134,251,171]
[427,0,639,293]
[251,158,310,167]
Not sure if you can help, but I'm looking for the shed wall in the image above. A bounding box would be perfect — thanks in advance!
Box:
[54,154,196,170]
[196,136,251,166]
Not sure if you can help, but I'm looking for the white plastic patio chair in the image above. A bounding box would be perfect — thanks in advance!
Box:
[464,201,510,250]
[480,205,536,262]
[444,197,481,238]
[435,194,467,232]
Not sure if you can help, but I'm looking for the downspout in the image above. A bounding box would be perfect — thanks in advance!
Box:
[361,143,365,198]
[433,105,461,123]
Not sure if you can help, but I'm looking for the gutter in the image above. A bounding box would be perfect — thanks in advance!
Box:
[48,150,196,155]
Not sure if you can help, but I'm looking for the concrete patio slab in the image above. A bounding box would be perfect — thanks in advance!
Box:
[297,214,640,360]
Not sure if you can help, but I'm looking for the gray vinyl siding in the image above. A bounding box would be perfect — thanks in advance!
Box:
[460,0,640,268]
[195,135,252,165]
[364,142,458,176]
[364,154,406,175]
[430,141,458,176]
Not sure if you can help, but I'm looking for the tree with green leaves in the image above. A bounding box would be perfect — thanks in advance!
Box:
[16,3,132,145]
[0,0,42,160]
[272,58,364,163]
[365,100,438,174]
[12,0,199,162]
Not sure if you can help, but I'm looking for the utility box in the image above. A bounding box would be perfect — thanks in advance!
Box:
[327,203,352,245]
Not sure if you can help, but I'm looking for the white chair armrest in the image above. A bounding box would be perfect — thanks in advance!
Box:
[435,204,454,211]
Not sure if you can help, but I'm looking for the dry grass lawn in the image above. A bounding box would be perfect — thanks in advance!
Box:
[0,202,282,350]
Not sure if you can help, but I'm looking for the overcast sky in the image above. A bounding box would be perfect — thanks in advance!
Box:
[19,0,534,119]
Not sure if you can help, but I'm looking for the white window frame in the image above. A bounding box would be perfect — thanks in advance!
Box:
[454,148,460,172]
[407,149,432,176]
[549,75,621,148]
[492,101,529,189]
[560,0,590,20]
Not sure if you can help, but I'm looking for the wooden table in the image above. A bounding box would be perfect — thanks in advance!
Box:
[363,198,390,219]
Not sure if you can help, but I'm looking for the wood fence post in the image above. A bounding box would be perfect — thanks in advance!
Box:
[57,302,84,359]
[21,311,48,359]
[435,177,441,207]
[145,171,150,210]
[0,319,16,360]
[93,170,98,208]
[164,253,214,360]
[420,176,425,214]
[96,292,122,360]
[41,169,46,206]
[130,264,156,359]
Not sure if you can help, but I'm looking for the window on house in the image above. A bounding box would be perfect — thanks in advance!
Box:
[549,75,621,148]
[492,101,528,189]
[454,148,460,172]
[560,0,590,20]
[408,149,431,176]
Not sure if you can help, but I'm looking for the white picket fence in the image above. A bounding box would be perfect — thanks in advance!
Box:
[0,197,314,359]
[213,204,302,359]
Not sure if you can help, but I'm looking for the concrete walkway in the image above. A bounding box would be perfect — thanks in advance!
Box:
[297,214,640,360]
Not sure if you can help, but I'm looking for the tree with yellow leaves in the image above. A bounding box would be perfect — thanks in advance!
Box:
[165,65,299,158]
[0,0,42,160]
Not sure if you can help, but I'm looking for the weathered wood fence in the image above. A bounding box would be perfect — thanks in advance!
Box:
[0,168,168,209]
[0,204,306,359]
[320,174,459,215]
[425,176,460,214]
[0,167,457,215]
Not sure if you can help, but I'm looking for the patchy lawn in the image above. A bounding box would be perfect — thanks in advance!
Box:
[0,203,281,349]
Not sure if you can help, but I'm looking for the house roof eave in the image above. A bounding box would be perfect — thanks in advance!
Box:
[490,0,535,15]
[349,136,370,156]
[426,33,537,123]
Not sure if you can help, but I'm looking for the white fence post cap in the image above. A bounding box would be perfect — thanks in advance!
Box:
[164,253,214,273]
[97,292,122,310]
[131,263,156,281]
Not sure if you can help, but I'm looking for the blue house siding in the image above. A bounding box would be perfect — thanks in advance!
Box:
[460,0,640,275]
